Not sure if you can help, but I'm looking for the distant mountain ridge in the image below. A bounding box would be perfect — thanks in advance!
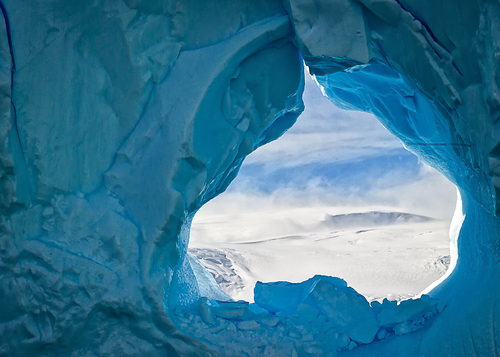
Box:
[322,211,436,229]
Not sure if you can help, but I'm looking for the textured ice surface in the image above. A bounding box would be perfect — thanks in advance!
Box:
[255,276,379,344]
[2,0,500,356]
[0,1,304,355]
[254,275,347,314]
[287,0,500,355]
[169,276,442,356]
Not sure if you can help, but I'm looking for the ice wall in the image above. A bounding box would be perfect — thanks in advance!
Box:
[1,0,500,356]
[284,0,500,355]
[0,1,303,355]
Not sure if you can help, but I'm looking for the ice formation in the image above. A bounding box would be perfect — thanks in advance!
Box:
[1,0,500,356]
[169,277,444,356]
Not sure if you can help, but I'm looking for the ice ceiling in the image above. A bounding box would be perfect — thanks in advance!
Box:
[1,0,500,356]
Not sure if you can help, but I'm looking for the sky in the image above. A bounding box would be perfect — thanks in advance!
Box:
[191,70,458,244]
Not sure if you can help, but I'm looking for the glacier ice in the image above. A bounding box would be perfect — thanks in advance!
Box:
[254,275,347,315]
[255,276,379,344]
[169,277,443,356]
[1,0,500,356]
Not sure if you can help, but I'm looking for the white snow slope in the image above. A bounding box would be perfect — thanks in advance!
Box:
[190,206,452,303]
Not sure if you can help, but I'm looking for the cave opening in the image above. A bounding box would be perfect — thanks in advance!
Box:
[188,69,457,304]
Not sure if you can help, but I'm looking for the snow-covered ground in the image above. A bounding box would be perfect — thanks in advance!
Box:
[189,205,452,303]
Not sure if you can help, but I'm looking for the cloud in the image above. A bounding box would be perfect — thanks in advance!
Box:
[234,150,420,194]
[204,161,456,218]
[191,71,457,245]
[191,163,456,245]
[244,72,404,170]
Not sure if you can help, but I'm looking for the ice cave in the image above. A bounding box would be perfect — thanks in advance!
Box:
[1,0,500,356]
